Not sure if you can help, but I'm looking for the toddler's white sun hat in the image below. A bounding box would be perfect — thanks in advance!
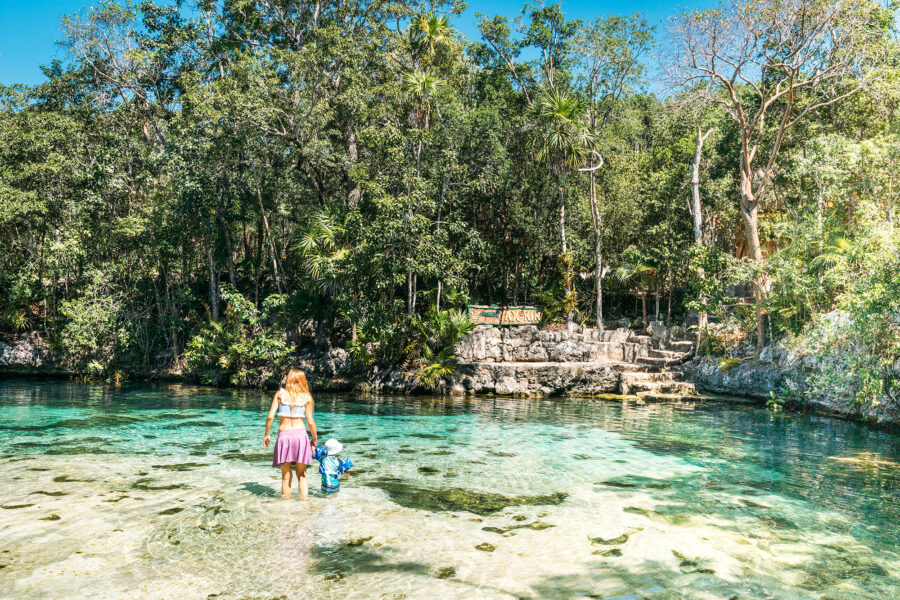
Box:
[324,438,343,456]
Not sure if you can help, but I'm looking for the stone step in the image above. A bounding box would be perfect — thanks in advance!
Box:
[628,380,697,395]
[631,335,652,345]
[612,362,661,373]
[647,348,690,360]
[620,371,674,383]
[668,340,696,352]
[635,391,704,402]
[636,356,685,368]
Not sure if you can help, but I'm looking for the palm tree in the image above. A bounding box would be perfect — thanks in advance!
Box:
[403,69,444,175]
[293,210,350,345]
[532,88,597,325]
[410,12,455,67]
[614,259,656,327]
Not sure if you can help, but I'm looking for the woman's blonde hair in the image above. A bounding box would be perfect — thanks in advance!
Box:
[284,369,310,404]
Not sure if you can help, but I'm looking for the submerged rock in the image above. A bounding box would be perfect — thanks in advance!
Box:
[346,537,373,547]
[417,466,440,475]
[151,412,205,420]
[52,475,93,483]
[797,551,888,590]
[623,505,691,525]
[132,478,189,491]
[592,548,622,557]
[672,550,715,575]
[474,543,496,552]
[152,462,209,471]
[39,514,61,521]
[757,515,799,530]
[598,476,672,490]
[589,532,629,546]
[2,504,35,509]
[434,566,456,579]
[364,478,567,515]
[53,414,142,429]
[483,521,556,535]
[163,420,223,428]
[220,451,271,463]
[159,507,184,515]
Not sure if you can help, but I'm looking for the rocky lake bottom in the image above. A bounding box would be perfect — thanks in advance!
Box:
[1,380,899,599]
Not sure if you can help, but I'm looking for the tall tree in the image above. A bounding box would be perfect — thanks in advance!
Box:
[575,14,652,328]
[667,0,890,351]
[532,88,596,325]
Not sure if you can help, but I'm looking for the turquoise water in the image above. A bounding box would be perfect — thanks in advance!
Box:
[1,379,900,599]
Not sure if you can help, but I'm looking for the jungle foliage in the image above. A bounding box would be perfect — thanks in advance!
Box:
[0,0,898,400]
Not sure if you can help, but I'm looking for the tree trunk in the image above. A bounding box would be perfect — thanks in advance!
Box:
[347,130,362,207]
[740,170,766,353]
[559,183,567,254]
[666,282,673,326]
[594,233,603,330]
[589,164,603,330]
[408,269,415,317]
[692,127,712,244]
[654,288,660,322]
[693,126,713,334]
[253,165,284,295]
[436,176,447,312]
[204,236,219,322]
[314,302,333,348]
[222,218,236,287]
[559,181,573,326]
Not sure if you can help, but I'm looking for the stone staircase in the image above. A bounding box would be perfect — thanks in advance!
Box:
[621,342,698,400]
[451,322,701,398]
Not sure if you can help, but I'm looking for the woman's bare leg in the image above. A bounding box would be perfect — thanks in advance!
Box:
[295,463,309,501]
[280,463,293,498]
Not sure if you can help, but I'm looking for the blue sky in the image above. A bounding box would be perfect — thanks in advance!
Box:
[0,0,692,86]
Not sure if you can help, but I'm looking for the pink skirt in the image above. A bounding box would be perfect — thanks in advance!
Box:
[272,429,312,466]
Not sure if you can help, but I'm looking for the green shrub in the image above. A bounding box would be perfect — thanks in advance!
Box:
[58,272,131,369]
[408,306,475,389]
[718,357,741,371]
[803,252,900,410]
[184,285,290,387]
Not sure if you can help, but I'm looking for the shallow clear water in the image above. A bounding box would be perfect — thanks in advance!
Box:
[1,380,899,600]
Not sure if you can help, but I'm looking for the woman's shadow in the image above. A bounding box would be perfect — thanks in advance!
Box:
[239,482,280,497]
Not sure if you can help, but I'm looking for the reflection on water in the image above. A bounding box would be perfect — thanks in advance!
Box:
[1,379,900,599]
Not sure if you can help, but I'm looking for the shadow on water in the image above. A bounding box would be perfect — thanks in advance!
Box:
[521,557,859,600]
[239,482,280,497]
[310,543,432,580]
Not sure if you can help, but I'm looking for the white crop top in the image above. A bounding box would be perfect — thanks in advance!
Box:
[276,388,307,418]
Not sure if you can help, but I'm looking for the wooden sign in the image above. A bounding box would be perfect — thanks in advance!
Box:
[467,305,543,326]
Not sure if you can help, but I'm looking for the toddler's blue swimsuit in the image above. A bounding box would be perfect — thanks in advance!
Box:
[313,447,352,494]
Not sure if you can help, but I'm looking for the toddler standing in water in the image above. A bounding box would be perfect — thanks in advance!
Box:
[313,438,352,495]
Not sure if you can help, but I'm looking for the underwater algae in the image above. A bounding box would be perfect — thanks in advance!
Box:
[365,478,567,515]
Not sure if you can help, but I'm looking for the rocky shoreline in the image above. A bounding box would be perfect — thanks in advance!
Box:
[683,345,900,427]
[4,329,899,427]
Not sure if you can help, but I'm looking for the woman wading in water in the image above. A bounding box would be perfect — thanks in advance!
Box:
[263,369,318,499]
